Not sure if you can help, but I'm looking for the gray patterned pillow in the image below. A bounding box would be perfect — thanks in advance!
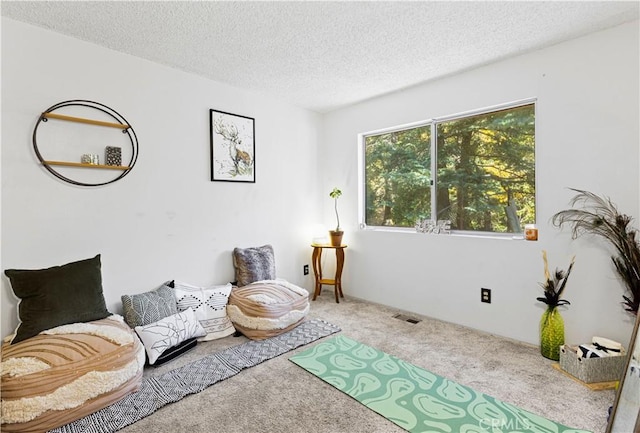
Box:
[233,244,276,287]
[121,282,178,328]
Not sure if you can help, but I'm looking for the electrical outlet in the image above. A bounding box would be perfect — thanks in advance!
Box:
[303,264,309,275]
[481,288,491,304]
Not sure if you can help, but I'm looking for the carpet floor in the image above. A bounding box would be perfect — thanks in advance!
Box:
[116,294,615,433]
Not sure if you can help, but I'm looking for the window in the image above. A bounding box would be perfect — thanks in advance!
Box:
[362,101,535,234]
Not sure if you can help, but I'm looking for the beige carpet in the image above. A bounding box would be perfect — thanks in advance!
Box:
[119,293,614,433]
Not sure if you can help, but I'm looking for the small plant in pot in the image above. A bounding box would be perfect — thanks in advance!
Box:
[329,187,343,246]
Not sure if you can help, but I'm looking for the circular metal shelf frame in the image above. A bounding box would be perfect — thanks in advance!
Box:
[33,99,139,187]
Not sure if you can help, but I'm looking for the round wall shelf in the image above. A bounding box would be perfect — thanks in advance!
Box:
[32,100,139,186]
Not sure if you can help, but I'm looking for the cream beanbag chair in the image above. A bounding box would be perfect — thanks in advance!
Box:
[1,315,145,433]
[227,279,310,340]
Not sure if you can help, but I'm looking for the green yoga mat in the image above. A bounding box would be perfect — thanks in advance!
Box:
[289,335,591,433]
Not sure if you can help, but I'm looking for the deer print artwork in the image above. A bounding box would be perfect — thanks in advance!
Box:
[210,110,255,182]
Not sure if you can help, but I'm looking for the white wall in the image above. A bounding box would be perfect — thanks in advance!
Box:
[322,21,640,346]
[1,18,321,337]
[2,17,639,349]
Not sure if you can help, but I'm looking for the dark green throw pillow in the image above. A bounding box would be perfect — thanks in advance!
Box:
[5,254,111,344]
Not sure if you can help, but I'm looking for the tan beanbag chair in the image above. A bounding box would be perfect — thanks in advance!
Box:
[227,279,310,340]
[1,315,145,433]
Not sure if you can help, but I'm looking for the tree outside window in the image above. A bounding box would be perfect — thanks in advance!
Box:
[363,103,535,234]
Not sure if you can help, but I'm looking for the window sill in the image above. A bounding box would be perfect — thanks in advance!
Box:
[360,225,528,241]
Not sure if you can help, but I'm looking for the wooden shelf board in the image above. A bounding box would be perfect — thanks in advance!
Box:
[319,279,337,285]
[43,112,129,129]
[43,160,130,171]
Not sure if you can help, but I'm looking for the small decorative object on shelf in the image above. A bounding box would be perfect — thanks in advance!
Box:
[525,224,538,241]
[537,250,576,361]
[80,154,99,165]
[415,219,451,234]
[105,146,122,166]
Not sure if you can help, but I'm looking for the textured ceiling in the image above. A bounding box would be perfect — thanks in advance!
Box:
[2,1,639,113]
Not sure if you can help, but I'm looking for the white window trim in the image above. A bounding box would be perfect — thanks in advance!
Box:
[358,97,537,239]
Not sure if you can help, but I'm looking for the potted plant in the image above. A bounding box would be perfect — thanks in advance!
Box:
[552,188,640,315]
[329,187,343,246]
[537,250,576,360]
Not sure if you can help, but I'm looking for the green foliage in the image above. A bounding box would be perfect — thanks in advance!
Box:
[436,105,535,232]
[330,187,342,231]
[365,126,431,227]
[364,105,535,232]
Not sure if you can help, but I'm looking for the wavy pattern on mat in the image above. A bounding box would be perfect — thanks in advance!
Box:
[289,335,591,433]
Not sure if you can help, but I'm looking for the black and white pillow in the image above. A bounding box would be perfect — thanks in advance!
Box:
[135,309,206,365]
[121,282,178,328]
[232,244,276,287]
[172,281,236,341]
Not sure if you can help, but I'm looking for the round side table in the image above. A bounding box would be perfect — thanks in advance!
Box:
[311,244,347,303]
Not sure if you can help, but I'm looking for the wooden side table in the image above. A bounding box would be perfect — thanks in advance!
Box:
[311,244,347,303]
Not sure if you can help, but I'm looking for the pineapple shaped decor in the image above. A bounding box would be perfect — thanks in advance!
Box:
[537,250,576,361]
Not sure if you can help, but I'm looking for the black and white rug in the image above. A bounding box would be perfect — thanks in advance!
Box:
[50,319,341,433]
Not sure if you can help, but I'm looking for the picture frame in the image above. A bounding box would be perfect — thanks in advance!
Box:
[209,109,255,182]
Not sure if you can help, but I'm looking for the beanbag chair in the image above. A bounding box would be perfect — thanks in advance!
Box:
[1,315,145,433]
[227,279,310,340]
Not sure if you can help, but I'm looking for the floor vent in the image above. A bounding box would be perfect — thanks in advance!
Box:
[392,313,421,324]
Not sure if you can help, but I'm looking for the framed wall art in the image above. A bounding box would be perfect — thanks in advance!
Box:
[209,109,255,182]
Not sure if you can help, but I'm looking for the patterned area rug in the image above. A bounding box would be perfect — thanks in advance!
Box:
[51,319,340,433]
[289,335,591,433]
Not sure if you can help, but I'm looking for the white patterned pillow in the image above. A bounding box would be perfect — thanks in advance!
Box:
[172,281,236,341]
[135,309,206,365]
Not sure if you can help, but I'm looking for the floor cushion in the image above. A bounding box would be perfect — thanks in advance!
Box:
[227,279,310,340]
[0,315,145,433]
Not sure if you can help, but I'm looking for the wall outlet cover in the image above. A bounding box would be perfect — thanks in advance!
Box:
[481,288,491,303]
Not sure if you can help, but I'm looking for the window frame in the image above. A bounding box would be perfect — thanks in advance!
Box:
[358,98,537,238]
